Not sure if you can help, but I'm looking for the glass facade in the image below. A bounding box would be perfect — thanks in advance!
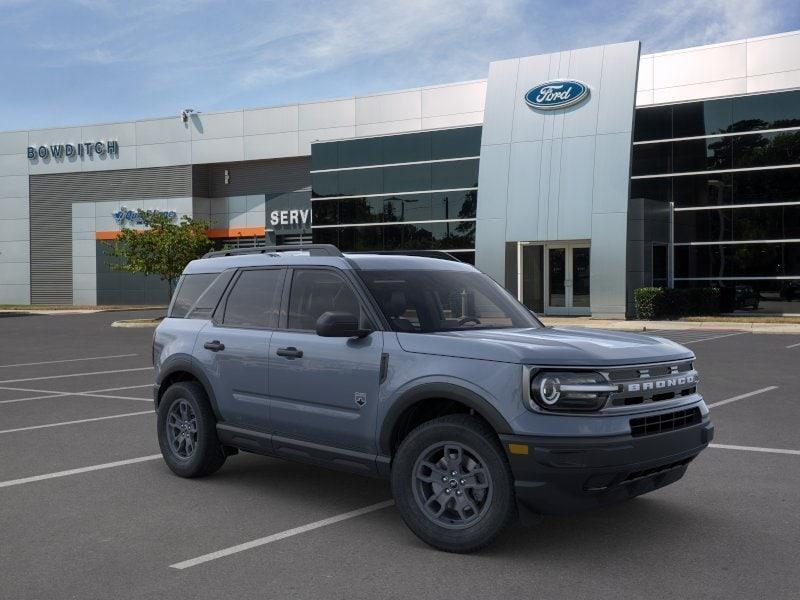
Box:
[631,89,800,313]
[311,126,481,263]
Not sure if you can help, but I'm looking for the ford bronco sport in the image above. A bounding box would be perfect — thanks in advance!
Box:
[153,244,713,553]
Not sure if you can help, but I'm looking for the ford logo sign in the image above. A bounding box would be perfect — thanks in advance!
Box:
[524,80,589,110]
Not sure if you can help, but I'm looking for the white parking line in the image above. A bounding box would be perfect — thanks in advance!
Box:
[0,384,153,405]
[683,331,747,345]
[707,386,778,408]
[710,443,800,456]
[0,455,162,489]
[0,411,153,435]
[170,499,396,570]
[786,342,800,349]
[0,367,152,385]
[0,353,138,369]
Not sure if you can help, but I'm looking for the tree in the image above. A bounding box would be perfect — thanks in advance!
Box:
[105,210,214,299]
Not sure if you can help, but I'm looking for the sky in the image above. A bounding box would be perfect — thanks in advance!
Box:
[1,0,799,131]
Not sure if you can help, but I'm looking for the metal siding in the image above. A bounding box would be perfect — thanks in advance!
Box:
[207,157,311,197]
[28,165,191,304]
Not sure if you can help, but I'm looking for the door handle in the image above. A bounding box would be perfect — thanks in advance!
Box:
[276,346,303,359]
[203,340,225,352]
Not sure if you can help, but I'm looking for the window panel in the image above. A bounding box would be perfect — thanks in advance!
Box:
[287,270,363,330]
[312,227,338,247]
[675,242,800,278]
[170,273,219,318]
[733,167,800,204]
[672,137,732,173]
[383,163,431,193]
[732,130,800,169]
[311,199,338,226]
[731,90,800,132]
[385,193,432,222]
[431,190,478,220]
[634,106,672,142]
[338,168,383,196]
[431,127,482,159]
[672,98,732,137]
[338,137,383,168]
[631,177,673,203]
[431,159,479,189]
[672,173,732,208]
[223,269,282,328]
[311,171,339,198]
[337,197,384,225]
[311,142,338,170]
[382,132,431,164]
[631,142,671,176]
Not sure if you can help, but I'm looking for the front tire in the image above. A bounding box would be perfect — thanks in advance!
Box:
[391,414,517,553]
[157,381,226,478]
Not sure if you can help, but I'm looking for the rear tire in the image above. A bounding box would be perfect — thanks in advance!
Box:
[391,414,517,553]
[157,381,226,478]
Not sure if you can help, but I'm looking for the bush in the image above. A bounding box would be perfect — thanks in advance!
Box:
[633,286,720,320]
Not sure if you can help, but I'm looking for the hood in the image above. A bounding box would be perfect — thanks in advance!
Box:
[396,326,693,366]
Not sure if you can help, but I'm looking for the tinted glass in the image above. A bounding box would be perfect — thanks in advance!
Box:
[673,137,732,173]
[673,173,732,208]
[673,98,732,137]
[676,278,800,313]
[733,167,800,204]
[337,197,384,224]
[313,226,339,247]
[631,142,671,176]
[431,127,482,159]
[675,242,800,278]
[311,172,339,198]
[431,190,477,220]
[338,168,383,196]
[385,193,431,222]
[675,205,800,243]
[339,138,382,168]
[383,132,431,164]
[223,269,282,328]
[311,142,338,170]
[287,269,365,330]
[170,273,218,318]
[630,177,672,203]
[383,163,431,193]
[431,159,479,189]
[311,199,338,225]
[187,270,235,319]
[732,130,800,169]
[731,90,800,132]
[358,269,539,333]
[634,106,672,142]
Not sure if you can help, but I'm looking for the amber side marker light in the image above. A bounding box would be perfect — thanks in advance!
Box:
[508,443,529,455]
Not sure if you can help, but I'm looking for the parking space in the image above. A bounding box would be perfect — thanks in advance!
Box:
[0,312,798,599]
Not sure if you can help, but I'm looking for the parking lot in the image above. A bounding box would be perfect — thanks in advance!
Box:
[0,310,798,600]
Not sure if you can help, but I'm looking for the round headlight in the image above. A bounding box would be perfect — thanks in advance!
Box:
[538,376,561,405]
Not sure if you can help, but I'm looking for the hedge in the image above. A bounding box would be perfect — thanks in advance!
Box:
[633,287,720,320]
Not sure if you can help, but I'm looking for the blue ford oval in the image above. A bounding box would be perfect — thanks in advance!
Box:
[524,80,589,110]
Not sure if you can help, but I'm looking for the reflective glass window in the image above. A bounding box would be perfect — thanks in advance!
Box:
[223,269,283,329]
[339,138,383,168]
[631,142,671,176]
[170,273,219,318]
[673,173,733,208]
[630,177,673,203]
[385,194,432,222]
[337,197,384,224]
[675,242,800,278]
[431,127,482,159]
[732,130,800,169]
[733,167,800,204]
[383,163,431,193]
[311,172,339,198]
[673,98,732,137]
[311,142,338,170]
[287,269,365,331]
[731,90,800,132]
[313,227,338,247]
[383,132,431,164]
[431,159,479,189]
[672,137,732,173]
[311,199,338,226]
[338,168,383,196]
[634,106,672,142]
[431,190,478,220]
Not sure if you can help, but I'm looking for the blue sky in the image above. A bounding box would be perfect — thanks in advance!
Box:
[2,0,799,131]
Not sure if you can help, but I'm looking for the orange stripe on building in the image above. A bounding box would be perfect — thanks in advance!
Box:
[95,226,267,241]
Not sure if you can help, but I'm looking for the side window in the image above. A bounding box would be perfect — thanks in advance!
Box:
[287,270,365,331]
[186,270,235,319]
[222,269,283,329]
[170,273,218,318]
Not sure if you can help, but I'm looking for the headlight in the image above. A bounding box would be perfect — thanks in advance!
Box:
[529,371,618,412]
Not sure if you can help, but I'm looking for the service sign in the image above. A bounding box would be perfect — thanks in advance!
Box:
[524,80,589,110]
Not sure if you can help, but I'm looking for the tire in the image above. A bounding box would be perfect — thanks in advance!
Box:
[391,414,517,553]
[157,381,226,478]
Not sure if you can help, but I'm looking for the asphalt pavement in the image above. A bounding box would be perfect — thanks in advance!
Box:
[0,310,798,599]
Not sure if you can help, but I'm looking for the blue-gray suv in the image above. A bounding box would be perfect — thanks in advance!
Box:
[153,245,713,552]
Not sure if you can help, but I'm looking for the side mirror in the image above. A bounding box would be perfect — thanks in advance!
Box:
[315,311,372,338]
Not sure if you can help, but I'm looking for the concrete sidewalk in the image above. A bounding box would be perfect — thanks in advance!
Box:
[540,317,800,335]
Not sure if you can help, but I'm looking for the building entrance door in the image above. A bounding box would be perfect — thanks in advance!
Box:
[544,243,590,315]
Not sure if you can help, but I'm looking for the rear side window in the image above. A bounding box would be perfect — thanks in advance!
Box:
[222,269,283,329]
[170,273,219,318]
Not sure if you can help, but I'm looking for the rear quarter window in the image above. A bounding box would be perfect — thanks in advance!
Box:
[169,271,232,318]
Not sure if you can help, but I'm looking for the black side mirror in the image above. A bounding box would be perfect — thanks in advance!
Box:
[315,311,372,338]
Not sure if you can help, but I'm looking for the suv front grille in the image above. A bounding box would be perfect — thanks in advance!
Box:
[607,362,698,407]
[629,407,702,437]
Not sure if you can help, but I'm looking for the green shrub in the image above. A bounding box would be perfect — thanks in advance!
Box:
[633,286,720,319]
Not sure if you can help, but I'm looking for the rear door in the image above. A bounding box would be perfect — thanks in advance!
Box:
[268,268,384,453]
[194,267,285,431]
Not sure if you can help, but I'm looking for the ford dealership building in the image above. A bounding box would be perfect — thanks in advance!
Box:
[1,29,799,317]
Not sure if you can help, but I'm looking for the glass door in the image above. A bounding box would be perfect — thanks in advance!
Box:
[543,242,590,315]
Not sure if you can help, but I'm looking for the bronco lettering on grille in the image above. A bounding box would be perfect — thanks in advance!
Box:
[627,374,695,393]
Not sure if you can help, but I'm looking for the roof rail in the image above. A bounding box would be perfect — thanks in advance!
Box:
[203,244,344,259]
[347,250,463,262]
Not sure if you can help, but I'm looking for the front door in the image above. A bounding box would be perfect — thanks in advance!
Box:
[268,268,383,454]
[544,243,591,316]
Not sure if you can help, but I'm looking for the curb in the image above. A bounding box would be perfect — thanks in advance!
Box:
[111,319,161,328]
[541,319,800,335]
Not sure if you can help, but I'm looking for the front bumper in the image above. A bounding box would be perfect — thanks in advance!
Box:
[500,417,714,515]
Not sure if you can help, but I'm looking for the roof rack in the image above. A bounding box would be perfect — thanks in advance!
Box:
[347,250,463,262]
[203,244,344,259]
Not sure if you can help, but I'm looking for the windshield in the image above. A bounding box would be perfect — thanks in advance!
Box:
[358,269,542,333]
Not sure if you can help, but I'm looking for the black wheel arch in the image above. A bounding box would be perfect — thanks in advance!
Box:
[379,382,513,457]
[156,355,221,420]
